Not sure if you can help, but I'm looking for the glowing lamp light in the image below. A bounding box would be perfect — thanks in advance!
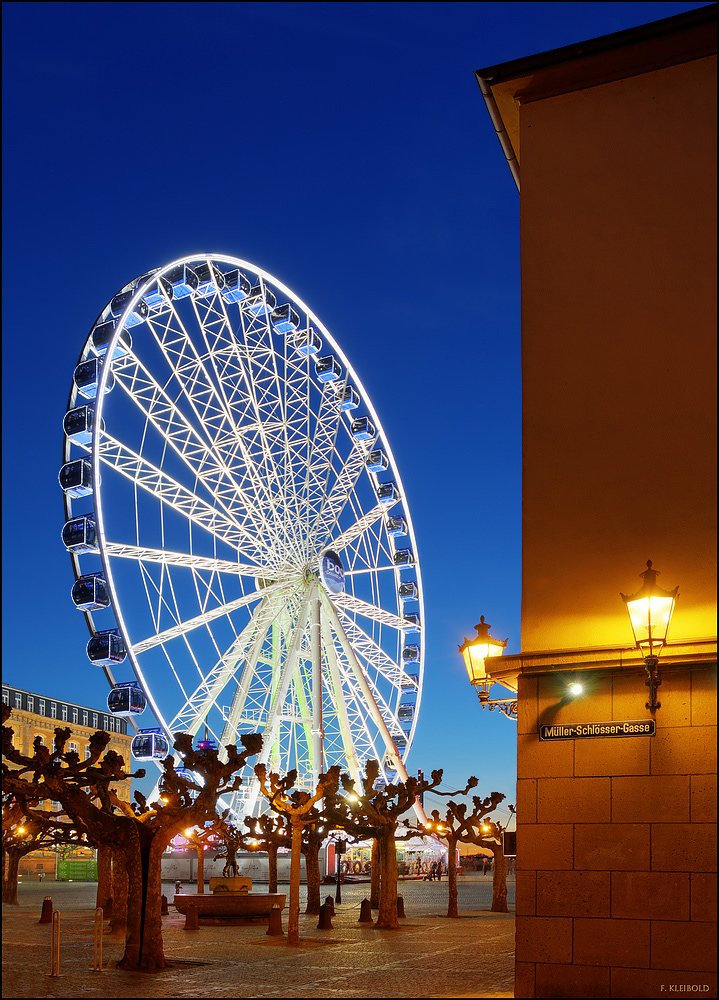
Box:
[569,683,583,697]
[621,560,679,712]
[458,617,508,687]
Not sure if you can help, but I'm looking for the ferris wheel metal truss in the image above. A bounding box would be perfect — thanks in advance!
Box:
[60,254,425,819]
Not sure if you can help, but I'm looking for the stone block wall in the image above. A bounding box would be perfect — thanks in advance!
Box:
[515,665,717,998]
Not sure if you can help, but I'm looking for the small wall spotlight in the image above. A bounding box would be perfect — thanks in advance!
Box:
[569,682,583,697]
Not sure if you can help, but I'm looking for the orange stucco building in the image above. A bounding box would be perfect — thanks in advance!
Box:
[476,6,716,997]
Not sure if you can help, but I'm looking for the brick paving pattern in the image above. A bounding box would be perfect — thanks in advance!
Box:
[2,877,514,998]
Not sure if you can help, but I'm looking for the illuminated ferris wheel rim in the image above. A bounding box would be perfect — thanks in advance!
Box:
[63,252,425,805]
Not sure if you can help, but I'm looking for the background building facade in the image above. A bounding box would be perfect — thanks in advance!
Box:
[477,7,716,997]
[3,683,133,879]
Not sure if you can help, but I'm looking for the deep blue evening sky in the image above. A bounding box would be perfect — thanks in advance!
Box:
[2,2,709,817]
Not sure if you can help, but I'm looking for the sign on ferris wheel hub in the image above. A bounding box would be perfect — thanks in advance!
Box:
[319,549,345,595]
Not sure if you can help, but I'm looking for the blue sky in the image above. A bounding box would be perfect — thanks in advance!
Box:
[2,1,709,819]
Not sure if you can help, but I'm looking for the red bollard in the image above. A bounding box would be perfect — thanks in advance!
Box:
[317,902,333,930]
[39,896,53,924]
[266,903,284,936]
[397,895,405,918]
[183,903,199,931]
[324,895,335,915]
[358,898,373,923]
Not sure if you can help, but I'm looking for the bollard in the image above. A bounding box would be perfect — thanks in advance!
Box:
[39,896,53,925]
[316,902,333,930]
[183,903,199,931]
[102,897,113,919]
[397,895,405,918]
[161,894,169,915]
[91,908,104,972]
[358,898,373,923]
[266,903,284,936]
[49,911,60,977]
[324,895,335,915]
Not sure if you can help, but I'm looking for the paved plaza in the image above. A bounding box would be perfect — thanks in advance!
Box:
[2,876,515,998]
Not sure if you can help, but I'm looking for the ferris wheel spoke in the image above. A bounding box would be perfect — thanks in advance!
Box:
[308,442,373,552]
[97,434,268,561]
[321,591,403,769]
[321,626,361,783]
[131,579,290,655]
[237,582,316,816]
[189,289,305,564]
[103,542,270,578]
[218,586,304,749]
[333,606,404,690]
[330,504,386,553]
[165,586,294,736]
[110,348,284,551]
[332,592,408,631]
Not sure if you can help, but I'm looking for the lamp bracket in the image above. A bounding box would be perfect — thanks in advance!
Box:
[644,655,662,712]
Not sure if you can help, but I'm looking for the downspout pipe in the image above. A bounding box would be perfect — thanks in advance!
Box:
[475,73,520,193]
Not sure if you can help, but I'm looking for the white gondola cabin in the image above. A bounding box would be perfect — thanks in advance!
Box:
[62,515,98,553]
[73,358,115,399]
[293,327,322,356]
[131,729,170,761]
[110,291,148,326]
[71,572,110,611]
[166,263,199,298]
[87,629,126,665]
[107,682,146,716]
[59,458,94,498]
[314,355,342,382]
[247,284,277,317]
[221,268,251,303]
[270,303,300,334]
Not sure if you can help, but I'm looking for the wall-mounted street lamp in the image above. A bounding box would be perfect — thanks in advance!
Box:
[621,560,679,712]
[458,617,516,720]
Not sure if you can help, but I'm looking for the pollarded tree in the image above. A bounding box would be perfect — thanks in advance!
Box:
[242,812,288,892]
[473,805,516,913]
[2,707,262,970]
[255,764,341,945]
[424,790,505,917]
[323,761,443,929]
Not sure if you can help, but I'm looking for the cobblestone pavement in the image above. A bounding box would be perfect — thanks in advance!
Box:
[2,877,515,998]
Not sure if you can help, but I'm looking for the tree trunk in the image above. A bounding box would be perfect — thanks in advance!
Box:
[288,823,303,945]
[447,837,459,918]
[196,846,204,894]
[96,845,112,910]
[2,849,21,905]
[109,849,128,935]
[370,838,380,909]
[119,831,169,970]
[268,844,278,894]
[490,846,508,913]
[375,829,399,929]
[304,839,321,914]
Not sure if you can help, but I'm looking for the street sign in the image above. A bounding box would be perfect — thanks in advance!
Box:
[539,719,656,741]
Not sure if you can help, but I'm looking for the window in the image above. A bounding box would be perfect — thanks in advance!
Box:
[69,742,78,754]
[72,708,78,724]
[92,713,98,728]
[85,747,92,760]
[27,697,34,713]
[39,700,45,716]
[50,703,57,719]
[82,711,88,727]
[2,689,9,705]
[15,692,22,709]
[61,705,68,721]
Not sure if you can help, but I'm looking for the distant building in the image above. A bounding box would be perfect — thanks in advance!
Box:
[476,6,716,998]
[3,682,133,880]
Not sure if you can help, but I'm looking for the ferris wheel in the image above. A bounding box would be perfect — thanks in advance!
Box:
[60,254,424,817]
